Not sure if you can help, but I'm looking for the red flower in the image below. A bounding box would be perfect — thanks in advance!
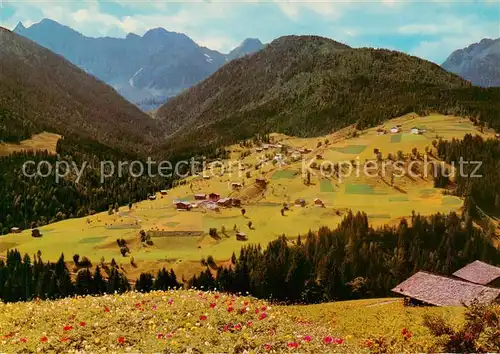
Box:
[210,302,216,308]
[227,306,234,313]
[247,321,253,327]
[264,343,272,351]
[214,294,220,299]
[135,303,141,308]
[104,307,110,313]
[223,325,229,332]
[335,338,344,345]
[303,335,312,342]
[261,306,268,311]
[200,315,208,321]
[364,339,374,348]
[168,299,174,305]
[63,325,73,331]
[40,336,48,343]
[118,336,125,344]
[19,338,27,343]
[60,337,69,343]
[259,312,268,320]
[141,300,146,305]
[152,305,157,311]
[244,301,249,306]
[255,308,260,314]
[287,342,299,348]
[239,308,248,314]
[79,322,86,327]
[323,336,334,345]
[157,333,164,339]
[401,328,408,336]
[233,323,242,331]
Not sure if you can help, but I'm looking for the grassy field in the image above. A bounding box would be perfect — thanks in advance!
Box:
[0,114,495,279]
[0,132,60,156]
[0,291,465,353]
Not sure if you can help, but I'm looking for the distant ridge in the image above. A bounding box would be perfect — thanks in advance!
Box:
[442,38,500,87]
[14,19,264,110]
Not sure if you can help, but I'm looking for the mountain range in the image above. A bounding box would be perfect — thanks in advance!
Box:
[442,38,500,87]
[13,19,264,110]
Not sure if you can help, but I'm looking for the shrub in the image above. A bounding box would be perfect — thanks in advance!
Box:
[423,301,500,353]
[73,254,80,266]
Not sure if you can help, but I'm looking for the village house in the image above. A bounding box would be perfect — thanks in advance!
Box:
[175,201,192,211]
[390,127,401,134]
[452,260,500,287]
[256,147,263,152]
[10,227,21,234]
[376,128,386,136]
[148,195,157,201]
[295,198,306,207]
[231,182,243,190]
[392,270,500,307]
[236,232,247,241]
[194,194,207,200]
[496,133,500,139]
[208,193,221,202]
[160,190,168,195]
[314,198,324,207]
[256,178,267,187]
[232,198,242,207]
[217,198,233,207]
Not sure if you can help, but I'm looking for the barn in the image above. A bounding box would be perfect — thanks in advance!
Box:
[194,194,207,200]
[217,198,233,207]
[236,232,247,241]
[208,193,221,202]
[452,260,500,287]
[175,201,192,211]
[392,271,500,307]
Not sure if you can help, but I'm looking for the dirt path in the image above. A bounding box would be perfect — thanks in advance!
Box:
[365,299,399,307]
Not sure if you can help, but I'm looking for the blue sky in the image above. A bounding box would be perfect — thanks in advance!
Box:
[1,1,499,63]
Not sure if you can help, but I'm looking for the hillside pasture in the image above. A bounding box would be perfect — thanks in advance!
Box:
[0,114,494,278]
[0,132,60,156]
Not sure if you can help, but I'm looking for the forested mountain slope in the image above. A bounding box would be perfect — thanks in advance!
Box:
[157,35,500,155]
[0,27,160,154]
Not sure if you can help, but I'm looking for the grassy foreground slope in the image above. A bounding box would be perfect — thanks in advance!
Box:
[0,290,464,353]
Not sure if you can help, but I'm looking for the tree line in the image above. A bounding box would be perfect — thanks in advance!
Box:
[436,134,500,214]
[0,249,179,303]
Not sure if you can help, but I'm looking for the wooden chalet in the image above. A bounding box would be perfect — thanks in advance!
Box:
[175,201,192,211]
[295,198,306,207]
[10,227,21,234]
[313,198,324,207]
[392,271,500,307]
[236,232,247,241]
[194,193,207,200]
[256,178,267,187]
[160,190,168,195]
[232,198,242,207]
[208,193,221,202]
[217,197,233,207]
[148,195,157,201]
[231,182,243,190]
[452,261,500,287]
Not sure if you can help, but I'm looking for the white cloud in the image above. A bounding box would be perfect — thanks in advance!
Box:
[274,0,341,21]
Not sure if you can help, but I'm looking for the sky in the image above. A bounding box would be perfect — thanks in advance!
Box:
[1,0,499,63]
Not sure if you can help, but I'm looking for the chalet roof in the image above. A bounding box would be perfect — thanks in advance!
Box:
[392,271,500,307]
[453,261,500,285]
[175,201,191,206]
[217,197,232,203]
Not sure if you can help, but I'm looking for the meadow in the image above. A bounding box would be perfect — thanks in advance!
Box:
[0,290,465,353]
[0,114,495,279]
